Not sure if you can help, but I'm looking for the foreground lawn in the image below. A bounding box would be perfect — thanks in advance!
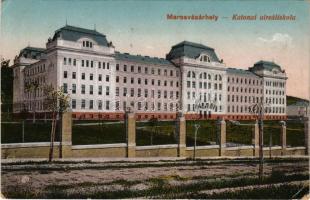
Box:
[1,158,309,199]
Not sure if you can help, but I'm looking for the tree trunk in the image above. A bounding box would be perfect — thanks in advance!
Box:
[59,112,63,159]
[49,112,56,162]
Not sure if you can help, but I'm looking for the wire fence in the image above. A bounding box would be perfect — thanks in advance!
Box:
[72,120,126,145]
[286,120,305,147]
[226,121,253,146]
[1,120,59,143]
[186,120,218,146]
[136,120,178,146]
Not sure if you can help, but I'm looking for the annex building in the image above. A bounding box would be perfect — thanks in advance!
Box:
[12,25,287,120]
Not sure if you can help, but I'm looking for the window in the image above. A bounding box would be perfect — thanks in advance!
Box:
[98,100,102,110]
[124,65,127,71]
[63,71,67,78]
[138,66,141,73]
[106,75,109,82]
[192,81,196,88]
[81,99,86,109]
[116,101,120,110]
[72,72,76,79]
[170,70,173,76]
[72,84,76,94]
[116,76,119,83]
[131,65,134,72]
[81,85,85,94]
[157,102,161,110]
[68,58,72,65]
[138,88,141,97]
[145,67,148,74]
[89,85,93,95]
[158,69,161,75]
[164,69,167,76]
[144,89,148,98]
[98,62,101,69]
[138,78,141,84]
[86,60,89,67]
[98,74,102,81]
[82,60,84,67]
[116,64,119,71]
[130,88,134,97]
[131,78,134,84]
[145,79,148,85]
[107,63,109,69]
[106,101,110,110]
[72,99,76,109]
[91,61,93,68]
[102,62,106,69]
[63,57,67,65]
[116,87,119,96]
[63,83,68,93]
[90,73,93,80]
[158,80,161,86]
[106,86,110,95]
[73,59,76,66]
[98,86,102,95]
[82,73,85,80]
[123,88,127,96]
[123,77,127,83]
[89,100,93,109]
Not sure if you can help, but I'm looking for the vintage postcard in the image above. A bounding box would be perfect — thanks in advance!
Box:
[0,0,309,199]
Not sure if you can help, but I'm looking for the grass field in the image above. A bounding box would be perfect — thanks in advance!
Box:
[1,119,305,147]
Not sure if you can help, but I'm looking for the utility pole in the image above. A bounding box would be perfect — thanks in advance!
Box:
[249,101,267,182]
[258,105,264,182]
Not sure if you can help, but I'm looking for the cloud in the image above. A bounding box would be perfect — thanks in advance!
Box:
[146,45,154,50]
[256,33,292,48]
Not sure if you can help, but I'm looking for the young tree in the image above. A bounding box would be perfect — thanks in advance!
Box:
[43,85,70,161]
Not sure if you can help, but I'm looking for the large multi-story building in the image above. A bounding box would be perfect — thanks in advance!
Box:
[12,25,287,120]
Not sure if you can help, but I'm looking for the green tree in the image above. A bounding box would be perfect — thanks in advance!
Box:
[1,59,13,120]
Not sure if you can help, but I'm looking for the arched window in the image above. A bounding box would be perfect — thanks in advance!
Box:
[199,73,202,79]
[187,71,191,78]
[203,55,210,62]
[204,72,207,79]
[192,71,196,78]
[208,74,211,80]
[215,75,218,80]
[219,75,222,81]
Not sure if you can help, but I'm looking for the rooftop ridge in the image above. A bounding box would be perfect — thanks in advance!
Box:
[56,25,106,37]
[172,40,214,50]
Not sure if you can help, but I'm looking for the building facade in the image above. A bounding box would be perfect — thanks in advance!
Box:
[12,25,287,120]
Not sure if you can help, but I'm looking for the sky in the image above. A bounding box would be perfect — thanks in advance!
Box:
[1,0,309,99]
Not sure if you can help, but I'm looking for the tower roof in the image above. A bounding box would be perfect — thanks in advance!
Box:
[251,60,282,71]
[52,25,109,46]
[166,41,220,62]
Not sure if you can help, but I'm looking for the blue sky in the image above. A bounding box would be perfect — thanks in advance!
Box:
[1,0,309,98]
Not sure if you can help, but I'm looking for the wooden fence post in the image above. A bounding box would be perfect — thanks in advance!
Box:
[253,121,259,157]
[280,121,287,156]
[126,112,136,157]
[177,112,186,157]
[219,119,226,156]
[61,112,72,158]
